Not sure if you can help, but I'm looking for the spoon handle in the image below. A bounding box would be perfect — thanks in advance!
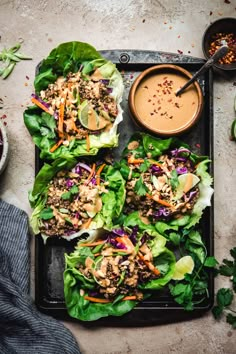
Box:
[175,45,229,96]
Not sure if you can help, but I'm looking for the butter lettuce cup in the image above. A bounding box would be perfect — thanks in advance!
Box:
[29,157,126,242]
[64,225,175,321]
[116,132,213,230]
[24,41,124,160]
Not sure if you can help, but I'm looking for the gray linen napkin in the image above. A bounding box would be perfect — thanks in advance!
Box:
[0,199,81,354]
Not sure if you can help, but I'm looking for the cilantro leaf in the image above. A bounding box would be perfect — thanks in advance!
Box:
[61,191,71,200]
[230,247,236,260]
[134,176,148,196]
[216,288,233,308]
[139,159,150,173]
[226,314,236,329]
[70,185,79,195]
[39,207,54,220]
[204,256,219,268]
[212,305,223,319]
[170,170,179,191]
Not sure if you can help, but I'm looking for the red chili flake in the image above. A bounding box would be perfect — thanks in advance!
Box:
[224,0,230,3]
[195,143,201,148]
[209,11,213,15]
[3,121,7,126]
[177,49,183,54]
[130,75,133,79]
[26,75,29,80]
[178,35,180,38]
[1,114,7,119]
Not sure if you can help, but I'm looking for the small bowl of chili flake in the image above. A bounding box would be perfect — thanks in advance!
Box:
[202,17,236,71]
[0,120,9,176]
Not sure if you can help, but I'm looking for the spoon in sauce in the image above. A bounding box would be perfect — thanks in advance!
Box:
[175,45,229,96]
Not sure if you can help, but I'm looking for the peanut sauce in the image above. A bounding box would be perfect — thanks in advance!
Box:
[134,73,199,133]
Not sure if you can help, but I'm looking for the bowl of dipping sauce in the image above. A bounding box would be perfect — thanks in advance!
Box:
[128,64,203,136]
[0,120,9,176]
[202,17,236,71]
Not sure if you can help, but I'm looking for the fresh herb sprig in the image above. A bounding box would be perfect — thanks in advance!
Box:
[230,96,236,141]
[0,43,32,79]
[212,247,236,329]
[168,229,217,310]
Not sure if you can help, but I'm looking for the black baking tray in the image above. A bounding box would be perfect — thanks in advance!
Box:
[34,50,214,326]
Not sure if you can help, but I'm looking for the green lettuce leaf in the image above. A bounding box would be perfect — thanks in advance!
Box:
[29,159,126,237]
[24,41,124,160]
[120,133,213,230]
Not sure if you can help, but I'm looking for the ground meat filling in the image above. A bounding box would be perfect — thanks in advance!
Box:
[77,236,159,301]
[39,70,118,140]
[40,166,105,237]
[124,152,200,222]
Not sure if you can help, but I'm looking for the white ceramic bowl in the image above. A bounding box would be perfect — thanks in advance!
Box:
[0,120,9,175]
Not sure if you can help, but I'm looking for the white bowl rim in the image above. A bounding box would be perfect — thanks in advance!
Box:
[0,120,9,174]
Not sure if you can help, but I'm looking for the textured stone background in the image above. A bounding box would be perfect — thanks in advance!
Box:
[0,0,236,353]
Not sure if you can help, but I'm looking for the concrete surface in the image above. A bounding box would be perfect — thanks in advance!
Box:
[0,0,236,353]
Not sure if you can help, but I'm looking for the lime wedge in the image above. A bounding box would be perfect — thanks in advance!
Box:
[231,119,236,141]
[78,101,109,131]
[174,173,200,200]
[78,100,90,128]
[172,255,194,280]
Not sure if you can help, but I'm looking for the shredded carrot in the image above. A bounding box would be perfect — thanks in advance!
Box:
[128,156,144,164]
[86,163,96,184]
[148,159,163,168]
[31,97,52,115]
[122,295,137,301]
[79,241,105,247]
[86,133,90,152]
[82,218,92,229]
[138,252,160,276]
[146,193,172,208]
[58,101,65,138]
[84,296,111,303]
[93,253,101,257]
[49,139,63,153]
[83,295,137,303]
[96,163,106,185]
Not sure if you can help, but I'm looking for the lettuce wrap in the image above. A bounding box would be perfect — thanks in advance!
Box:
[64,226,175,321]
[29,157,126,241]
[116,133,213,231]
[24,41,124,160]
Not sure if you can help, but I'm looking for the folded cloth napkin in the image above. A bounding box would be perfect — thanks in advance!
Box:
[0,199,81,354]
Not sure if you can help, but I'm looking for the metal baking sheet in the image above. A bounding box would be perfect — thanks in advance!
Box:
[34,50,214,325]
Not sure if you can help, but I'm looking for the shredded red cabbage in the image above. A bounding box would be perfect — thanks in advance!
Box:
[75,162,92,173]
[170,147,191,157]
[151,165,163,174]
[176,167,188,174]
[100,79,109,85]
[129,225,138,245]
[154,206,170,219]
[66,179,74,188]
